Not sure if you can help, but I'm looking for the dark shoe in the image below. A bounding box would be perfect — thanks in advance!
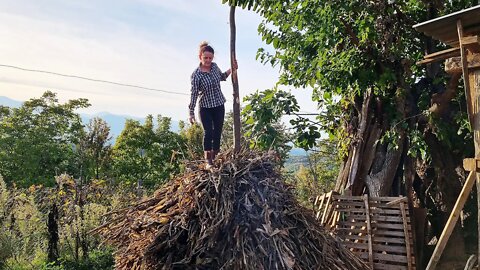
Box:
[212,150,219,161]
[204,150,213,168]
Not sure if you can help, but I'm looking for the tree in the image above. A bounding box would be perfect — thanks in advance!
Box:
[242,88,296,162]
[77,117,112,181]
[224,0,478,265]
[178,121,204,161]
[0,91,89,186]
[111,115,183,188]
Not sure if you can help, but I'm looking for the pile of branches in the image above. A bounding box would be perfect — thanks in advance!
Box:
[95,150,368,270]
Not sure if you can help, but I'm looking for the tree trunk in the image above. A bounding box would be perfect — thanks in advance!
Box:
[229,6,241,153]
[337,88,406,197]
[47,203,59,263]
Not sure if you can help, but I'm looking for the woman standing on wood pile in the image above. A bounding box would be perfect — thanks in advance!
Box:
[189,41,237,169]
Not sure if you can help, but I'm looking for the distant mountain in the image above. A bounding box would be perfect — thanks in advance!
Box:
[289,147,307,156]
[0,96,22,108]
[0,96,180,141]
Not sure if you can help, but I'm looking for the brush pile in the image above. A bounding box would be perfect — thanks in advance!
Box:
[95,150,368,270]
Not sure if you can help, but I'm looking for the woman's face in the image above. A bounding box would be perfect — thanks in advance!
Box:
[200,51,214,67]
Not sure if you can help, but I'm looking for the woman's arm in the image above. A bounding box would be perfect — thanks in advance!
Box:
[188,73,200,123]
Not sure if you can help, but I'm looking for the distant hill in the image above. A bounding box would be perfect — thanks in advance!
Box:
[0,96,180,141]
[0,96,22,108]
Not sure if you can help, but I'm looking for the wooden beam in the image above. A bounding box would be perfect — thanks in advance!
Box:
[445,53,480,74]
[417,47,460,65]
[425,171,476,270]
[457,19,474,126]
[463,158,480,172]
[425,47,460,59]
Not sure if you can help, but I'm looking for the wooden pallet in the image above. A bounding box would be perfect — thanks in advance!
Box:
[314,192,416,270]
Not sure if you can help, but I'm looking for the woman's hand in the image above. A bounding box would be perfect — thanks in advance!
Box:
[189,115,196,124]
[227,60,238,76]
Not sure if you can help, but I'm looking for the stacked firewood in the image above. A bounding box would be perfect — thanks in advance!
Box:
[95,150,368,270]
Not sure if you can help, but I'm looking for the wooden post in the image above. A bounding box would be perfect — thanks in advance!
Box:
[363,195,374,269]
[425,171,476,270]
[229,6,241,153]
[471,68,480,267]
[457,20,474,124]
[400,200,413,270]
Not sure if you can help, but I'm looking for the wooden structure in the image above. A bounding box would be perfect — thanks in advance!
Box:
[414,5,480,270]
[314,192,416,270]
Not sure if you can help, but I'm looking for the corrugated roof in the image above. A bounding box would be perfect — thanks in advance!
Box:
[413,5,480,46]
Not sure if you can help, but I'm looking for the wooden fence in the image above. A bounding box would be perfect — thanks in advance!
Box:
[314,192,416,270]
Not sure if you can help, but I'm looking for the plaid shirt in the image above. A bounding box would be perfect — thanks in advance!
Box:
[189,62,227,115]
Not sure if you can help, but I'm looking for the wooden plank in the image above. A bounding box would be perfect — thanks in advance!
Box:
[417,47,461,65]
[372,243,407,254]
[424,47,460,59]
[370,196,415,202]
[373,223,406,230]
[364,194,374,269]
[313,194,321,207]
[375,230,412,237]
[359,252,408,263]
[343,234,368,241]
[331,209,340,228]
[320,191,333,224]
[426,170,476,270]
[373,253,408,263]
[343,214,407,223]
[373,263,408,270]
[333,195,409,201]
[334,200,401,209]
[386,197,408,206]
[400,202,413,270]
[333,207,404,215]
[342,241,369,249]
[336,228,368,234]
[315,194,326,219]
[372,236,406,244]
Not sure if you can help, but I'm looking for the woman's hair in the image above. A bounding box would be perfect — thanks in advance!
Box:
[199,41,214,55]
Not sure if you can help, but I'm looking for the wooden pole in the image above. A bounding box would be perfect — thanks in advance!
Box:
[457,20,474,125]
[471,68,480,267]
[458,18,480,267]
[229,6,241,153]
[425,171,476,270]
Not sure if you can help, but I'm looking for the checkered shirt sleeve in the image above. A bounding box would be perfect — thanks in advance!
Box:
[189,63,227,115]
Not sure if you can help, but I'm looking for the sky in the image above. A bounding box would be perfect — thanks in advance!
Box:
[0,0,317,121]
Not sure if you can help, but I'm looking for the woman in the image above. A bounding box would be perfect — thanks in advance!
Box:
[188,41,237,168]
